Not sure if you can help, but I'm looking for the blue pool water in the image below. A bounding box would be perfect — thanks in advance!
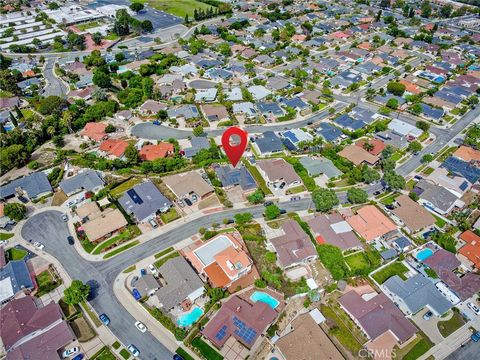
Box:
[177,307,204,327]
[250,291,279,309]
[433,76,445,84]
[416,248,434,261]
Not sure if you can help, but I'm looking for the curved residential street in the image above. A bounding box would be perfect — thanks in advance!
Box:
[43,58,68,98]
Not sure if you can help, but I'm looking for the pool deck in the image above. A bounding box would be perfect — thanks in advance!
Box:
[238,286,286,313]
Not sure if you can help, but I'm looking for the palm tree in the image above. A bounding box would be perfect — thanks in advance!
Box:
[363,142,374,152]
[61,110,73,134]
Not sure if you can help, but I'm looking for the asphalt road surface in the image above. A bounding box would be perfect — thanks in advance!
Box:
[445,339,480,360]
[43,59,68,98]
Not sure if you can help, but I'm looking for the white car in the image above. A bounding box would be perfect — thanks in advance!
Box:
[148,264,157,275]
[0,240,8,246]
[62,214,68,222]
[134,321,147,333]
[62,346,79,358]
[467,302,480,315]
[33,242,45,250]
[128,344,140,357]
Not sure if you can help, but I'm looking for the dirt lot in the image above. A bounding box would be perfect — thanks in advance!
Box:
[70,316,96,342]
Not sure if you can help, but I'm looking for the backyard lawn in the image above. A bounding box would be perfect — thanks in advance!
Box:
[110,177,142,198]
[344,252,371,273]
[372,261,409,284]
[134,0,212,17]
[191,337,223,360]
[379,192,400,205]
[242,159,272,195]
[437,311,467,338]
[6,247,27,260]
[433,214,446,228]
[401,336,433,360]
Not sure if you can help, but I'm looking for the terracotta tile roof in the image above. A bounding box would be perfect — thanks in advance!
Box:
[81,122,107,142]
[139,142,174,161]
[355,139,386,156]
[459,230,480,269]
[99,139,129,158]
[338,144,379,166]
[399,80,421,95]
[347,205,397,241]
[204,262,231,288]
[454,146,480,162]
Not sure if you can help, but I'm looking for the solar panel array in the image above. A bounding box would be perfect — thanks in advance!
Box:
[127,189,143,205]
[233,316,257,344]
[215,325,228,341]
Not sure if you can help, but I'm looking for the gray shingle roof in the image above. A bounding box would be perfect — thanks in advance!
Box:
[383,274,452,315]
[0,172,52,200]
[156,256,204,310]
[118,181,172,222]
[59,169,104,195]
[0,260,34,301]
[214,165,256,191]
[254,131,283,154]
[299,157,342,178]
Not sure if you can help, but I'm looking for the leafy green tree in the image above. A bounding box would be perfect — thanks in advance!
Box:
[421,1,432,18]
[312,188,339,212]
[247,189,265,204]
[440,4,453,18]
[386,98,399,109]
[92,32,102,45]
[141,20,153,32]
[411,103,422,115]
[130,2,144,12]
[264,204,280,220]
[64,280,90,305]
[383,171,406,190]
[409,191,419,201]
[37,96,68,115]
[52,135,64,148]
[416,120,430,132]
[317,244,349,280]
[234,212,253,225]
[4,203,27,221]
[124,143,140,165]
[347,188,368,204]
[193,126,204,137]
[422,154,433,163]
[361,165,381,184]
[408,141,422,153]
[387,81,406,96]
[105,124,116,133]
[0,144,29,172]
[432,232,456,253]
[93,71,111,88]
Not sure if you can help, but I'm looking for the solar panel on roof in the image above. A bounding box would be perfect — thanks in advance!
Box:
[127,189,143,205]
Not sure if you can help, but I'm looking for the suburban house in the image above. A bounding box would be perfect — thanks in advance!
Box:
[81,122,107,142]
[0,172,52,202]
[59,169,104,196]
[0,296,76,359]
[338,290,417,344]
[131,273,161,298]
[0,257,35,303]
[391,195,435,233]
[346,205,397,242]
[414,180,463,215]
[308,213,361,251]
[383,273,452,316]
[355,138,386,156]
[77,202,128,243]
[155,256,204,312]
[257,159,302,190]
[163,171,214,200]
[338,144,379,166]
[202,296,277,350]
[214,165,256,192]
[118,181,172,223]
[139,100,166,116]
[275,311,342,360]
[269,220,317,269]
[98,139,129,159]
[299,157,342,179]
[183,137,210,158]
[200,104,229,122]
[458,230,480,271]
[183,233,254,290]
[252,131,284,156]
[139,142,174,161]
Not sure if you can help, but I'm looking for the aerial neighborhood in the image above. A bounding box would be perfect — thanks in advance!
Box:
[1,0,480,360]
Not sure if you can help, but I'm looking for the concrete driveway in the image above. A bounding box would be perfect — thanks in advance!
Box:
[411,309,446,344]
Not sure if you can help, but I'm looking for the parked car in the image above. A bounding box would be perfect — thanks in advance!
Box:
[135,321,147,333]
[279,182,286,189]
[18,196,29,203]
[307,121,313,125]
[471,331,480,342]
[224,219,234,224]
[72,354,84,360]
[148,218,158,229]
[62,214,68,222]
[279,209,287,214]
[140,269,147,276]
[67,236,74,245]
[152,120,161,125]
[34,242,45,250]
[290,196,301,201]
[184,198,192,206]
[128,344,140,357]
[0,240,8,246]
[414,175,423,181]
[62,347,79,358]
[191,194,198,202]
[373,191,381,196]
[264,201,274,207]
[423,311,433,320]
[173,354,184,360]
[148,264,158,275]
[99,313,110,326]
[467,302,480,315]
[385,204,395,210]
[132,288,141,301]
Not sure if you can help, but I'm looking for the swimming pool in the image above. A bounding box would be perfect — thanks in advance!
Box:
[433,76,445,84]
[250,291,279,309]
[416,248,434,261]
[177,307,204,327]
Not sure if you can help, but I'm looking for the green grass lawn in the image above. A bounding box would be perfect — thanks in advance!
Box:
[372,261,409,284]
[154,251,179,268]
[437,311,467,338]
[93,226,141,255]
[176,347,194,360]
[35,270,62,297]
[110,177,142,198]
[0,232,14,240]
[137,0,213,18]
[432,214,446,228]
[7,248,27,260]
[402,337,432,360]
[76,20,104,31]
[103,240,140,259]
[80,301,102,328]
[154,247,174,259]
[191,337,223,360]
[242,159,272,195]
[91,346,117,360]
[380,192,400,205]
[344,252,370,272]
[285,185,306,194]
[160,208,180,224]
[119,348,131,359]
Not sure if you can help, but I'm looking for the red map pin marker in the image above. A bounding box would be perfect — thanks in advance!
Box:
[222,127,248,167]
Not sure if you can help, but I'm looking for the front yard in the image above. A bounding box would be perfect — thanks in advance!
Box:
[372,261,409,284]
[92,225,141,255]
[6,247,27,260]
[35,269,62,297]
[191,337,223,360]
[437,311,467,338]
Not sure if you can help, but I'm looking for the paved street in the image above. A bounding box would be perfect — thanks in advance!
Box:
[444,339,480,360]
[43,58,68,98]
